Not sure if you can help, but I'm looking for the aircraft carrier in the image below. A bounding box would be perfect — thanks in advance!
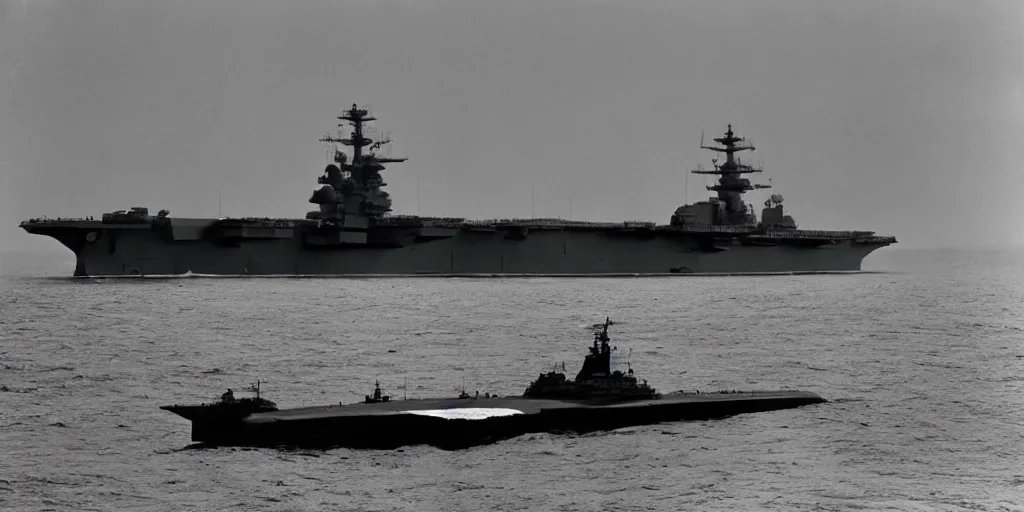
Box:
[20,104,896,277]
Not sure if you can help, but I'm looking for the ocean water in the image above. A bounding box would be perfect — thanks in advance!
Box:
[1,249,1023,511]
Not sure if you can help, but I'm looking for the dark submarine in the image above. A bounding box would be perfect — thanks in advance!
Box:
[160,319,825,450]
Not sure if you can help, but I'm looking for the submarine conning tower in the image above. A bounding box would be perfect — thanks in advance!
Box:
[672,124,781,227]
[575,317,615,381]
[309,104,408,227]
[523,317,657,400]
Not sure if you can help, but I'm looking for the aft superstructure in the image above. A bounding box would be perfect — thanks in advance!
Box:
[672,124,792,229]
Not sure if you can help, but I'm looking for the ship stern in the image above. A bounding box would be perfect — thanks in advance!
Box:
[19,221,99,276]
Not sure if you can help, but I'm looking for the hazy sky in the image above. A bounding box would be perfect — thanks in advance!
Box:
[1,0,1022,256]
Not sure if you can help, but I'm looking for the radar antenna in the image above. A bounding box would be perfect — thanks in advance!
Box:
[368,135,392,153]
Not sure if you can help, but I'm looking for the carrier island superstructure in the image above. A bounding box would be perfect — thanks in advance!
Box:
[20,104,896,276]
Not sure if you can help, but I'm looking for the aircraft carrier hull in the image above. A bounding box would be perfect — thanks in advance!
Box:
[22,220,888,277]
[161,391,825,450]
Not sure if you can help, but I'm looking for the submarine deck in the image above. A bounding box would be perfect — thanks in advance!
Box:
[165,390,826,449]
[242,390,823,424]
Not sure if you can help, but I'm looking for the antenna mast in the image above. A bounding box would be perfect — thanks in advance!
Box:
[691,124,770,225]
[314,104,409,219]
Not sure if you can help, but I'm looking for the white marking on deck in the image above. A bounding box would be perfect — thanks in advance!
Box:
[404,408,524,420]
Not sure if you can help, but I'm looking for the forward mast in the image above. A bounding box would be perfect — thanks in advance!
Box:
[313,104,407,221]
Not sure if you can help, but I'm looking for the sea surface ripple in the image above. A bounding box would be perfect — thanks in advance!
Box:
[1,249,1022,511]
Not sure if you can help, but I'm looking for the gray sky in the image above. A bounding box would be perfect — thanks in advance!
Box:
[1,0,1022,256]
